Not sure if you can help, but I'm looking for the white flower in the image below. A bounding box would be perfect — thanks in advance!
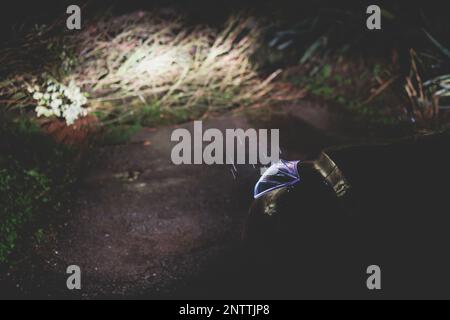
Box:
[63,104,86,126]
[35,106,53,118]
[50,98,62,109]
[33,78,89,125]
[33,92,43,100]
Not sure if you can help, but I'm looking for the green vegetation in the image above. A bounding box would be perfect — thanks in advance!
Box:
[281,53,405,128]
[0,162,50,262]
[0,118,80,264]
[258,2,450,132]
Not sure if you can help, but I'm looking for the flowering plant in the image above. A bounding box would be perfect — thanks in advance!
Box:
[28,79,88,126]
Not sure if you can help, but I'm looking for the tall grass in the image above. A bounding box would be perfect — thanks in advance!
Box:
[72,12,278,119]
[1,11,279,125]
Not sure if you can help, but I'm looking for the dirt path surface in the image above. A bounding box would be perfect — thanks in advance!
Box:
[1,103,359,299]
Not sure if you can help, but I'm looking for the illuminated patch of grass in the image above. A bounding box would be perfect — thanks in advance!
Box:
[70,12,277,122]
[0,11,279,127]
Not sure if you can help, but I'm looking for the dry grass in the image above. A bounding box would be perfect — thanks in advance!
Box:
[69,11,278,120]
[405,50,450,127]
[1,11,280,125]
